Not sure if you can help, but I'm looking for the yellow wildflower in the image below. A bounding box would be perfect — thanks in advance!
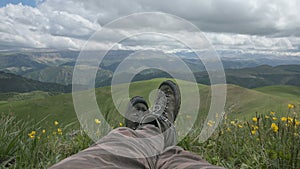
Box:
[251,130,256,135]
[119,122,123,127]
[271,123,279,133]
[28,134,35,139]
[57,128,62,135]
[28,131,36,139]
[252,117,258,122]
[54,121,59,126]
[95,118,101,124]
[265,115,270,119]
[288,104,295,109]
[295,120,300,126]
[42,129,46,133]
[230,121,235,125]
[281,117,287,122]
[252,125,259,130]
[226,127,231,132]
[238,124,243,128]
[272,117,278,121]
[270,111,276,115]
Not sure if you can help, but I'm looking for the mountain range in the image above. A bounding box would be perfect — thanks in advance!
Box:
[0,50,300,93]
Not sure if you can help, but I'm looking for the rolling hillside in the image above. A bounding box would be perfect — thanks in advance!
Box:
[255,85,300,102]
[0,78,298,127]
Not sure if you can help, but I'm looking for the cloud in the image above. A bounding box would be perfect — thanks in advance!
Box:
[205,33,296,50]
[0,0,300,54]
[0,2,100,49]
[59,0,300,37]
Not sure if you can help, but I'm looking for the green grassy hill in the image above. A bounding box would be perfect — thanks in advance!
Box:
[0,78,298,128]
[255,85,300,101]
[225,84,297,119]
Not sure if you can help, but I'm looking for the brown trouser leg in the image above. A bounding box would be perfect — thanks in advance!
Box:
[156,146,225,169]
[50,125,224,169]
[49,125,164,169]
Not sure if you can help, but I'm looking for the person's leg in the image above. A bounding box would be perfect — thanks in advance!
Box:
[50,79,181,168]
[49,124,164,169]
[50,96,164,169]
[156,146,225,169]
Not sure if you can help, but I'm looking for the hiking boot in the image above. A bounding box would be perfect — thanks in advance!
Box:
[124,96,149,130]
[155,80,181,124]
[138,80,181,147]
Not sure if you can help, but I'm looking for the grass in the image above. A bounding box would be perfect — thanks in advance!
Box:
[0,91,54,102]
[0,78,297,125]
[255,85,300,102]
[0,114,92,168]
[1,107,300,168]
[0,78,299,168]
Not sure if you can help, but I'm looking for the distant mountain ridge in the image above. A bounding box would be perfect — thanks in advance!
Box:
[111,64,300,89]
[0,53,47,74]
[0,51,77,74]
[224,65,300,88]
[1,64,300,94]
[0,71,70,93]
[1,50,300,93]
[2,50,300,83]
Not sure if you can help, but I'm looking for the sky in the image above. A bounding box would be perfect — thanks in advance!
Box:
[0,0,36,7]
[0,0,300,56]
